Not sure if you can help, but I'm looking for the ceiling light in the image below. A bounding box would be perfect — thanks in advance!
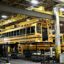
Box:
[60,8,64,11]
[1,15,8,19]
[53,0,64,3]
[31,0,39,6]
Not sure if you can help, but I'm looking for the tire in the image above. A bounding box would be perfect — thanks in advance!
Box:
[23,50,32,58]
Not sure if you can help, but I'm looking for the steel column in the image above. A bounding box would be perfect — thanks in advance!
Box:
[53,7,61,61]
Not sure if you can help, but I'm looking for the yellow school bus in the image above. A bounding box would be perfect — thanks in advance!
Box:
[0,14,64,58]
[0,15,54,57]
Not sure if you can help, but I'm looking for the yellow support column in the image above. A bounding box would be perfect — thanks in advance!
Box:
[53,7,61,62]
[55,45,61,60]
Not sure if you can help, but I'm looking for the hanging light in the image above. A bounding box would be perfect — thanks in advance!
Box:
[53,0,64,3]
[31,0,39,6]
[60,8,64,11]
[1,15,8,19]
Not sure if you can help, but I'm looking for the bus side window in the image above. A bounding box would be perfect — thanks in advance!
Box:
[16,30,20,35]
[7,33,8,37]
[42,28,48,41]
[20,29,23,35]
[31,26,35,34]
[9,32,12,37]
[37,24,41,33]
[23,28,25,35]
[53,37,55,43]
[14,31,17,36]
[5,33,7,37]
[11,31,13,36]
[26,27,30,35]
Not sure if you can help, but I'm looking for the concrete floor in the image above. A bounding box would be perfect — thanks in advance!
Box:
[0,59,61,64]
[10,59,41,64]
[0,59,41,64]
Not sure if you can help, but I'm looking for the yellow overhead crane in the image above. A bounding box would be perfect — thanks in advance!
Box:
[29,6,64,17]
[0,14,27,26]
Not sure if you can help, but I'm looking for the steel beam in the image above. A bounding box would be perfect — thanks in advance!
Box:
[0,4,64,21]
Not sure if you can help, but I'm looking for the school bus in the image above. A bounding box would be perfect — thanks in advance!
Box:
[0,14,55,57]
[0,14,64,58]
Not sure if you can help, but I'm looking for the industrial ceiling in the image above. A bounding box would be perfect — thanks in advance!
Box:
[0,0,57,10]
[0,0,64,33]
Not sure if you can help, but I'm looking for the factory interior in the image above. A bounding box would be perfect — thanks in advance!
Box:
[0,0,64,64]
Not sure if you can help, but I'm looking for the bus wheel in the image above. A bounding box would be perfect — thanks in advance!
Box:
[23,50,32,58]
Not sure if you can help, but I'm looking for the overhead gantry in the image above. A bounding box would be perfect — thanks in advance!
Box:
[0,4,64,21]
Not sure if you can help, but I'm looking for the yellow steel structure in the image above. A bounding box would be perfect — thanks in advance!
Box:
[31,6,64,17]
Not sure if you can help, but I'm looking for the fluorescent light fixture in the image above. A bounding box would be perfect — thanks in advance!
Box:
[53,0,64,3]
[31,0,39,6]
[60,8,64,11]
[1,15,8,19]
